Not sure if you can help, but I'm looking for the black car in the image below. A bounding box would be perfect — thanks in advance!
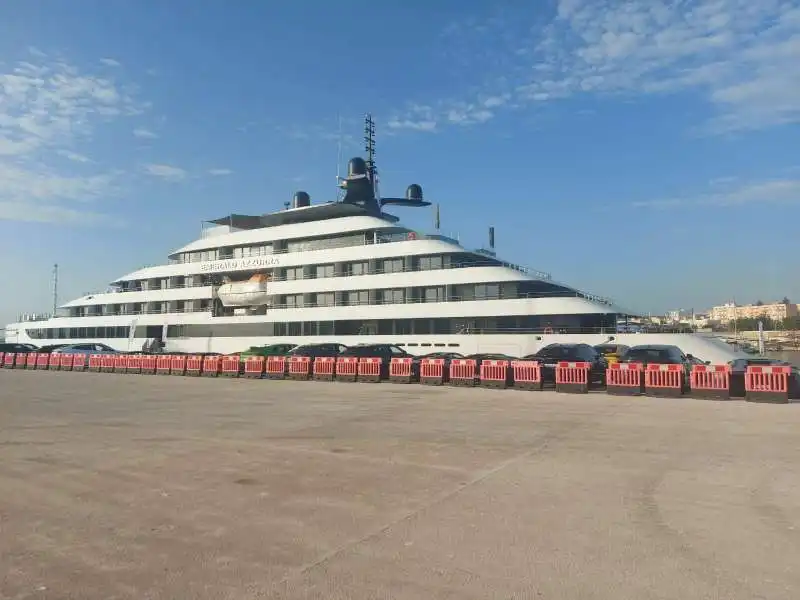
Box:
[525,343,608,385]
[619,344,701,389]
[728,358,800,398]
[0,343,38,354]
[339,344,411,378]
[288,343,348,358]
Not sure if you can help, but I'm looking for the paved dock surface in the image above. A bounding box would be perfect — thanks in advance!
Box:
[2,372,800,599]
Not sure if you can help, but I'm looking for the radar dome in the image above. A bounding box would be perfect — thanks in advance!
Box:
[292,191,310,208]
[348,157,367,177]
[406,184,423,202]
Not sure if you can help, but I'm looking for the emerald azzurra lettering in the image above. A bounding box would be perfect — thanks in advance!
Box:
[199,257,281,272]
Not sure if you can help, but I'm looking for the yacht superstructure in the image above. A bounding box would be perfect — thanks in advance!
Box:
[5,116,742,364]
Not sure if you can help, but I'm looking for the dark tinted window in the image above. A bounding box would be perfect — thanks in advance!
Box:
[624,347,683,362]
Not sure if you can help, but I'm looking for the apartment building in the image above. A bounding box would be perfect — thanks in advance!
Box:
[710,301,798,323]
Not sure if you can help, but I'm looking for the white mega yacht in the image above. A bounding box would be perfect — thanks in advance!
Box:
[5,116,740,363]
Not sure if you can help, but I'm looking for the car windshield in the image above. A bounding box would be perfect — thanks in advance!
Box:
[537,346,591,360]
[625,348,681,362]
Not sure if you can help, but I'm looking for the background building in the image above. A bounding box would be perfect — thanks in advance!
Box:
[710,301,798,323]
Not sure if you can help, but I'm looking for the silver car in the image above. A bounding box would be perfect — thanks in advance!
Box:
[51,343,119,355]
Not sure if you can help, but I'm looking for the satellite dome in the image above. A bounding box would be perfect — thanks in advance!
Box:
[406,183,423,202]
[292,191,310,208]
[348,157,367,177]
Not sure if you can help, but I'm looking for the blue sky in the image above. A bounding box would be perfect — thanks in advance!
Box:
[1,0,799,326]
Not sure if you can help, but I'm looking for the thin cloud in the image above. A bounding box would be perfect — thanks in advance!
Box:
[208,168,232,176]
[389,1,800,134]
[144,163,187,181]
[100,58,121,67]
[0,53,143,223]
[631,178,800,209]
[133,127,159,139]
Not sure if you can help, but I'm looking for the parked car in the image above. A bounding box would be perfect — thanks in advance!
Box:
[411,351,464,368]
[0,343,39,354]
[728,358,800,398]
[239,343,297,358]
[338,344,411,378]
[619,344,700,389]
[35,344,69,353]
[51,343,119,355]
[524,343,607,385]
[288,343,348,358]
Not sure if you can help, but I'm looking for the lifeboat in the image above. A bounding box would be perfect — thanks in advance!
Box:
[216,273,271,307]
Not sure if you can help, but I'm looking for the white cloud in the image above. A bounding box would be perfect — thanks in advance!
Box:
[391,1,800,134]
[99,58,121,67]
[208,168,232,176]
[0,53,143,223]
[144,163,186,181]
[133,127,158,139]
[631,178,800,209]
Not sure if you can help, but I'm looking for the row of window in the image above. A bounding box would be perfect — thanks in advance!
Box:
[24,314,618,340]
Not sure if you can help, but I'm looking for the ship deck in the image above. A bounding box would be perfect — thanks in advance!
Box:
[2,372,799,599]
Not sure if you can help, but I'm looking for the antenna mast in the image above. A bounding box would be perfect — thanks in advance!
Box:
[335,113,344,201]
[364,113,378,198]
[52,263,58,315]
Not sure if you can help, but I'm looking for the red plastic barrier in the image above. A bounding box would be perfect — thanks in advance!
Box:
[288,356,311,380]
[644,363,684,397]
[156,354,172,375]
[170,355,187,376]
[264,356,286,379]
[420,358,445,385]
[555,361,591,394]
[335,356,358,382]
[185,355,203,376]
[221,355,241,377]
[313,356,335,381]
[511,360,542,391]
[358,357,382,383]
[17,353,30,369]
[449,359,477,386]
[746,365,792,403]
[71,353,87,372]
[59,353,74,371]
[690,364,730,400]
[389,357,414,383]
[88,354,102,372]
[141,354,157,375]
[35,353,49,370]
[606,362,643,396]
[480,359,510,388]
[47,353,61,371]
[113,354,128,373]
[101,354,116,373]
[0,352,3,367]
[125,354,142,374]
[244,356,265,378]
[201,355,220,377]
[2,352,13,368]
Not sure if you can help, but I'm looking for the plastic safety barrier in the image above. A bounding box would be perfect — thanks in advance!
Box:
[26,353,39,370]
[59,353,74,371]
[244,356,265,378]
[2,353,13,368]
[313,356,335,381]
[510,360,542,391]
[335,356,358,382]
[0,353,3,367]
[449,359,477,386]
[170,355,187,376]
[606,362,643,396]
[264,356,286,379]
[420,358,445,385]
[288,356,311,380]
[644,363,684,397]
[745,365,792,404]
[48,353,61,371]
[141,355,157,375]
[71,353,87,372]
[358,357,382,383]
[389,357,414,383]
[221,355,241,377]
[88,354,102,372]
[101,354,116,373]
[126,354,142,374]
[35,353,49,370]
[690,364,730,400]
[113,354,128,374]
[480,359,510,388]
[201,355,220,377]
[555,361,591,394]
[185,355,203,376]
[17,353,29,369]
[156,354,172,375]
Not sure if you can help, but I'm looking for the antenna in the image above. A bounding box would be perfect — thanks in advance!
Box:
[434,203,440,230]
[52,263,58,315]
[335,113,344,201]
[364,113,377,198]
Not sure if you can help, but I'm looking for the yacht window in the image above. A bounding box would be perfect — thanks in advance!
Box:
[346,290,369,305]
[285,294,303,308]
[475,283,500,300]
[423,286,445,303]
[381,258,404,274]
[285,266,304,281]
[349,261,368,276]
[379,289,405,304]
[418,255,443,271]
[315,292,335,307]
[315,264,335,279]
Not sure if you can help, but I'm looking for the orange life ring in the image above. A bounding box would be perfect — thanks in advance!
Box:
[407,232,417,240]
